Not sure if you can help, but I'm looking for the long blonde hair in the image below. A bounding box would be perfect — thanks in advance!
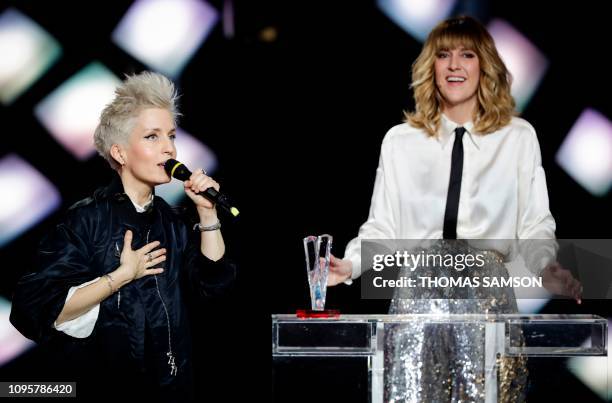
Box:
[405,16,516,136]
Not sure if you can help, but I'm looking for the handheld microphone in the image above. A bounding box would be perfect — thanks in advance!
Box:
[164,158,240,217]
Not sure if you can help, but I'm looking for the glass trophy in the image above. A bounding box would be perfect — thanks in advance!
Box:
[298,234,339,318]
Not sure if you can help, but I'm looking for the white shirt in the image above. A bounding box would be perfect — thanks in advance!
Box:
[53,195,154,338]
[343,114,557,282]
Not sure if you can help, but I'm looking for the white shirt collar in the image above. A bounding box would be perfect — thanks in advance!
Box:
[130,193,154,213]
[438,113,481,150]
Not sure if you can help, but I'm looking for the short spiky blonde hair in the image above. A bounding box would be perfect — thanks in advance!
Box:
[405,16,516,137]
[94,71,180,170]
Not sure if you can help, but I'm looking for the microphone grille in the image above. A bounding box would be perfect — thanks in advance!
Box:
[163,158,191,180]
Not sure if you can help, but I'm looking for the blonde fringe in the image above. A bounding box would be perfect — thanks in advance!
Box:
[405,16,516,137]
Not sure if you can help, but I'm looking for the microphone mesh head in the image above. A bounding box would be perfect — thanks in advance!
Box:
[164,159,191,180]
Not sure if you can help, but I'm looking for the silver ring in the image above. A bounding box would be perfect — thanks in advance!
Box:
[201,168,207,175]
[146,252,153,262]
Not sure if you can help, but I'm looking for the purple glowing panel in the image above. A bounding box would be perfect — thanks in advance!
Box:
[487,19,548,112]
[556,109,612,196]
[155,128,218,205]
[34,62,121,160]
[0,297,34,366]
[0,154,61,248]
[112,0,218,78]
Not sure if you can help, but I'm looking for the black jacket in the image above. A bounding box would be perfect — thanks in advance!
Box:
[10,175,236,402]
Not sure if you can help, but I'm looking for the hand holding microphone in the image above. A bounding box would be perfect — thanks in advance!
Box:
[183,169,219,211]
[164,159,240,217]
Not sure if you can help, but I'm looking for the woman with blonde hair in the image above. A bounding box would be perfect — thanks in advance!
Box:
[10,71,236,402]
[327,16,581,401]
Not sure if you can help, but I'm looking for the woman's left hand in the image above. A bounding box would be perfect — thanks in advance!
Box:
[542,261,583,304]
[184,168,219,211]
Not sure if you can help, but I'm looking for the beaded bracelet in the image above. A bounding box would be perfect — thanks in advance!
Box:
[193,220,221,232]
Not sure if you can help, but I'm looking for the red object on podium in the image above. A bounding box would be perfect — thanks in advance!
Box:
[296,309,341,318]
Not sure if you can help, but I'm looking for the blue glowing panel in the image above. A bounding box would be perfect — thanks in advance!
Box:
[567,318,611,400]
[516,298,549,314]
[112,0,218,78]
[0,154,61,248]
[0,297,34,366]
[507,257,550,313]
[377,0,456,42]
[487,19,548,112]
[556,109,612,197]
[155,128,218,205]
[34,62,121,160]
[0,8,61,105]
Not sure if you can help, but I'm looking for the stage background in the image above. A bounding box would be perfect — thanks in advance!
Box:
[0,0,609,401]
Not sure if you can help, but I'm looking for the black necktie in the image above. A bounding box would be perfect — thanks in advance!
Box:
[443,127,466,239]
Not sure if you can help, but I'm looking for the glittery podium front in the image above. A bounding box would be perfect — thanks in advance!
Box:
[272,314,607,402]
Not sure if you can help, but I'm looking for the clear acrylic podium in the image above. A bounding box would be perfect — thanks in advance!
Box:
[272,314,607,402]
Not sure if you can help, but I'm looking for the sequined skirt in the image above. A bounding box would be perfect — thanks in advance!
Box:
[385,241,527,403]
